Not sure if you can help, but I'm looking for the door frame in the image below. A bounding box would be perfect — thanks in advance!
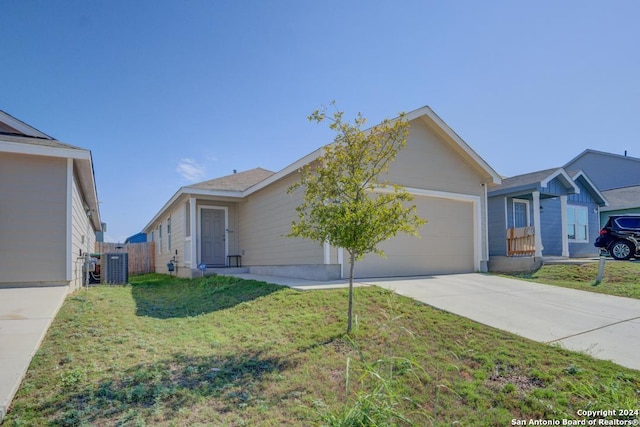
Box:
[197,205,229,266]
[512,198,530,228]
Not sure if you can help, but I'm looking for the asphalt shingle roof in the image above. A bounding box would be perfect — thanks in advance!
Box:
[490,168,560,192]
[186,167,275,192]
[601,185,640,210]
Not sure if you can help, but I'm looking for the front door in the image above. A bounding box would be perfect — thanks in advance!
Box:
[513,200,529,228]
[201,208,226,266]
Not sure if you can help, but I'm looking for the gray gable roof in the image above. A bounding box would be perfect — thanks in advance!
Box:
[601,185,640,211]
[185,167,275,192]
[492,168,560,192]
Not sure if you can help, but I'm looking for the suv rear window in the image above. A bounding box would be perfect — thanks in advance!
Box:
[614,217,640,229]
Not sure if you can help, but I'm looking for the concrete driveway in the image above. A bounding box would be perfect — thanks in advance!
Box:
[365,274,640,371]
[231,272,640,371]
[0,285,68,422]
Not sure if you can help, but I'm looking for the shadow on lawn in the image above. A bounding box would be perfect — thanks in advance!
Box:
[131,274,285,318]
[41,351,297,426]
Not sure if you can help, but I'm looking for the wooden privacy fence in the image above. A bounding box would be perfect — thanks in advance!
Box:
[507,226,535,256]
[95,242,155,275]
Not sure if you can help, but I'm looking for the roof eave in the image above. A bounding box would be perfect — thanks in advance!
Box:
[143,187,245,232]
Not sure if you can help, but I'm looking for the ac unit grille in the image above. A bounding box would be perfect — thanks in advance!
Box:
[102,253,129,284]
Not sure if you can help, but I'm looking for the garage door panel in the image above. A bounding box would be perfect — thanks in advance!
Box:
[354,196,475,278]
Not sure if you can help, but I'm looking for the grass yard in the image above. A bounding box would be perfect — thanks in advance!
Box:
[4,274,640,426]
[504,260,640,300]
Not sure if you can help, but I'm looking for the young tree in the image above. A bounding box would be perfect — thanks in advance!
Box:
[288,104,426,334]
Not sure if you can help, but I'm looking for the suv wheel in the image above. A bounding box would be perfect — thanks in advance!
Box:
[610,240,634,260]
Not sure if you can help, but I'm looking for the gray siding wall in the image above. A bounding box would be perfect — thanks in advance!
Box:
[488,197,507,256]
[0,153,68,284]
[540,198,562,256]
[539,179,601,257]
[567,152,640,190]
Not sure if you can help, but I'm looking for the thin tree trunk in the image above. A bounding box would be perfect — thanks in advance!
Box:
[347,252,356,334]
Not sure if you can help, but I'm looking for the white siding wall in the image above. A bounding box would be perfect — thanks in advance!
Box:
[0,153,67,284]
[239,172,323,266]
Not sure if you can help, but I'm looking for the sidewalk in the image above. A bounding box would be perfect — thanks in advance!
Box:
[0,285,68,422]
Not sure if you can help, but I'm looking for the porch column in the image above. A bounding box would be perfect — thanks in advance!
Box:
[532,191,543,258]
[190,197,197,266]
[560,195,569,257]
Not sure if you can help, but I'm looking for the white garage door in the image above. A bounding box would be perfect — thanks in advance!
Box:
[354,195,476,278]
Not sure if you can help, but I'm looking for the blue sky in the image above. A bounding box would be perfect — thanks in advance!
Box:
[2,1,639,242]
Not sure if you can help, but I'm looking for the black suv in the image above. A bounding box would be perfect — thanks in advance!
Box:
[594,215,640,260]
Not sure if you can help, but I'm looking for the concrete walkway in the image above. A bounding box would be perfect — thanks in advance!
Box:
[228,273,640,371]
[0,285,68,422]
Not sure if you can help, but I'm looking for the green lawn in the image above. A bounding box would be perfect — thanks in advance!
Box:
[503,260,640,299]
[4,274,639,426]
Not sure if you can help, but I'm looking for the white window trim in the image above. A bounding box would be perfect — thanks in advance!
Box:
[512,199,530,228]
[567,205,589,243]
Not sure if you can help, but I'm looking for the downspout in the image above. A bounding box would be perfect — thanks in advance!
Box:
[65,158,73,283]
[482,183,489,272]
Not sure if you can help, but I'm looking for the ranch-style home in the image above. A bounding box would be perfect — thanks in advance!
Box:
[0,110,102,291]
[143,106,501,280]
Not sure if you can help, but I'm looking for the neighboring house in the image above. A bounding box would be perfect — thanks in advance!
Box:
[565,149,640,226]
[487,167,607,262]
[0,110,102,291]
[598,185,640,226]
[143,106,501,280]
[125,232,147,244]
[565,149,640,191]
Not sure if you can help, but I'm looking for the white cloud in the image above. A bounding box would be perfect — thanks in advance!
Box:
[177,158,207,182]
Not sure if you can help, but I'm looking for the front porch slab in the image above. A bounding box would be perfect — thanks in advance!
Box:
[488,256,543,273]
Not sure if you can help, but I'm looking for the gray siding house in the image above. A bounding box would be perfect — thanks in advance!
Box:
[488,168,606,263]
[565,150,640,226]
[0,110,102,291]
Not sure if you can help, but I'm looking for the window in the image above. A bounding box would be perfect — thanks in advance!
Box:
[567,206,588,242]
[615,217,640,229]
[167,216,172,251]
[185,202,191,237]
[158,224,163,253]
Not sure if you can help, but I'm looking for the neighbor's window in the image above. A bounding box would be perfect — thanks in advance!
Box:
[158,224,163,254]
[185,202,191,237]
[167,216,172,251]
[567,206,588,242]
